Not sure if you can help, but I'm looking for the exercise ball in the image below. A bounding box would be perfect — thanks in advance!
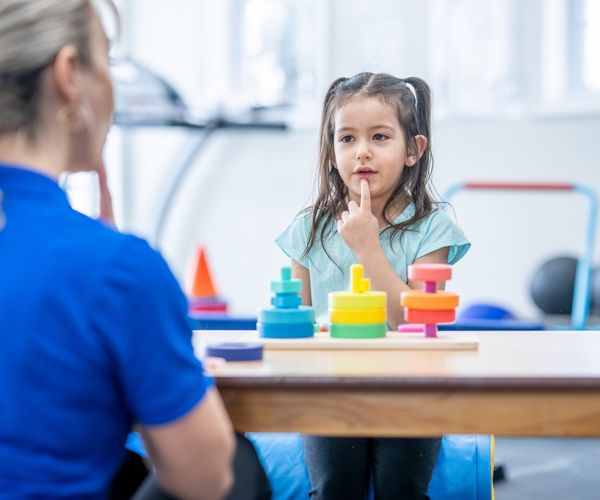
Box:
[458,303,516,321]
[530,256,577,315]
[592,268,600,314]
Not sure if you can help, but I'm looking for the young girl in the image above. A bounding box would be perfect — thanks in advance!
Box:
[276,73,470,499]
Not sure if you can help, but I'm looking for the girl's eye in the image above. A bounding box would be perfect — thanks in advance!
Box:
[340,135,354,143]
[373,133,389,141]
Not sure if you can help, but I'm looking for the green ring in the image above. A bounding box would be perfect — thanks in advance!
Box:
[330,323,387,339]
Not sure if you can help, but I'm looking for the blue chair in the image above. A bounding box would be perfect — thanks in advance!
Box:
[246,433,494,500]
[127,432,493,500]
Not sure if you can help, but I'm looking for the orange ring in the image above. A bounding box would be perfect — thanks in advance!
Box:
[401,291,459,310]
[404,308,456,323]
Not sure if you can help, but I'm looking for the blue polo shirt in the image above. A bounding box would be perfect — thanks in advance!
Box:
[0,164,212,498]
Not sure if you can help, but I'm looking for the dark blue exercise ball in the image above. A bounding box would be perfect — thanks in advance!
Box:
[530,256,578,315]
[592,268,600,314]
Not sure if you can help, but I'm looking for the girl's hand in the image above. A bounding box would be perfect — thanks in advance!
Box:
[337,179,380,257]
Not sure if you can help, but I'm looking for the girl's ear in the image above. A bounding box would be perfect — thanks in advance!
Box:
[406,135,428,167]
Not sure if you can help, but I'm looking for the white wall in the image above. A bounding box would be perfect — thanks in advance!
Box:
[117,0,600,319]
[434,116,600,318]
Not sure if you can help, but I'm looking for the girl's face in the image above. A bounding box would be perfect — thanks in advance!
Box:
[332,96,417,207]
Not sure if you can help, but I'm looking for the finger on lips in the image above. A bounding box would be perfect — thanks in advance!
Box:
[360,178,371,209]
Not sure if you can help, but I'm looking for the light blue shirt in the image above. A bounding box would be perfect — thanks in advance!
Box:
[276,203,471,323]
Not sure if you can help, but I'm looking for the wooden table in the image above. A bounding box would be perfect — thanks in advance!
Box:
[193,330,600,437]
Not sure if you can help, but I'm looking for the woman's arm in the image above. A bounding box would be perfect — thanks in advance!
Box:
[139,388,235,500]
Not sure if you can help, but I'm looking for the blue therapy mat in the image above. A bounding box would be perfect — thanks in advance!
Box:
[127,432,493,500]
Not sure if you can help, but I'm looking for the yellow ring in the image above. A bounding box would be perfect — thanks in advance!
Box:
[329,291,387,310]
[330,308,386,324]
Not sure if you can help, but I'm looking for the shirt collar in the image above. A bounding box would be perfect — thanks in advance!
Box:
[0,163,69,205]
[392,201,415,224]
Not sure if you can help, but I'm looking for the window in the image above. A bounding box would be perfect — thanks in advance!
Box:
[582,0,600,91]
[431,0,600,119]
[229,0,325,108]
[540,0,600,111]
[429,0,520,119]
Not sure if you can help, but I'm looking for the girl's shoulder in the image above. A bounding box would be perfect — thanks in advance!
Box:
[280,209,312,237]
[418,204,461,230]
[394,202,461,232]
[410,204,471,265]
[281,207,336,238]
[276,208,339,267]
[275,209,313,266]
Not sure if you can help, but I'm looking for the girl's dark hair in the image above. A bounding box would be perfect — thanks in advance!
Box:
[302,72,437,264]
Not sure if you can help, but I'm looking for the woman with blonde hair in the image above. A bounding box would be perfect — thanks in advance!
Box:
[0,2,265,498]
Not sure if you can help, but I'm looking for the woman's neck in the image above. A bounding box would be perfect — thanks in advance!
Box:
[0,132,65,179]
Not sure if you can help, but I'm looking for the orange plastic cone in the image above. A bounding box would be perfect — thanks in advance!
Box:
[190,246,218,298]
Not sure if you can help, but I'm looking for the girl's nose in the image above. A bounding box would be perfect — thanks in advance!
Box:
[356,142,372,160]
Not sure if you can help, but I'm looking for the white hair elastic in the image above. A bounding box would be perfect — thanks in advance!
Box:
[404,81,418,110]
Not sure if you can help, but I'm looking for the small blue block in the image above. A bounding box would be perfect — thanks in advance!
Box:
[271,294,302,309]
[258,322,315,339]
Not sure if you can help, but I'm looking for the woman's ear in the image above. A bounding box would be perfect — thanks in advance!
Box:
[51,45,82,105]
[406,135,428,167]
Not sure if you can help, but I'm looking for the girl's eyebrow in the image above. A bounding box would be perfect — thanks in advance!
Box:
[336,124,396,133]
[369,124,396,131]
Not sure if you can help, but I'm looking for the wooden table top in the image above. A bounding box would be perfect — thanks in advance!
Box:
[193,330,600,436]
[194,330,600,391]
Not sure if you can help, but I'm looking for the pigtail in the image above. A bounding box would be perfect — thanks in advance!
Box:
[404,77,431,138]
[379,76,438,244]
[300,77,351,267]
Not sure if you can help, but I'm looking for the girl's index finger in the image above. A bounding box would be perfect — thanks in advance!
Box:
[360,178,371,211]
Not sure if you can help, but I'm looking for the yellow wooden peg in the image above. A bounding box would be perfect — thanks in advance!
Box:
[351,264,364,294]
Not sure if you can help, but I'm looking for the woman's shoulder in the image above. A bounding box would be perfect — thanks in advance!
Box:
[65,212,173,289]
[69,212,152,260]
